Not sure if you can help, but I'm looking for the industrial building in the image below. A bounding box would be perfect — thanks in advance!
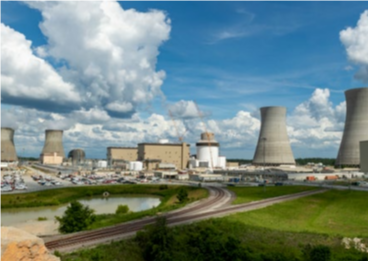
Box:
[336,87,368,166]
[360,141,368,173]
[40,129,65,165]
[253,106,295,166]
[137,140,190,170]
[194,132,226,169]
[1,127,18,162]
[68,149,86,166]
[107,147,138,167]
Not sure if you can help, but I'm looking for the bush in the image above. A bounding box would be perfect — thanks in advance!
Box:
[115,204,129,215]
[177,188,188,203]
[159,184,168,190]
[55,201,96,233]
[303,244,331,261]
[37,217,47,221]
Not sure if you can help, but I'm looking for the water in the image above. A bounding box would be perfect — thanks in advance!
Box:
[1,196,161,226]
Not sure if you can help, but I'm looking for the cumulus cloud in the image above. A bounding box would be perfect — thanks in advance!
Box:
[1,23,81,111]
[168,100,199,119]
[340,10,368,83]
[26,1,171,116]
[2,1,170,117]
[288,88,345,151]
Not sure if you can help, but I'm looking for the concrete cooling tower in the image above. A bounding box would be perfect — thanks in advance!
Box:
[253,106,295,165]
[1,127,18,162]
[336,87,368,166]
[41,130,65,158]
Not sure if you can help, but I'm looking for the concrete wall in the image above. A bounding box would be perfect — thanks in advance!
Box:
[138,143,190,169]
[336,88,368,166]
[107,147,137,163]
[253,107,295,165]
[360,141,368,172]
[40,153,63,165]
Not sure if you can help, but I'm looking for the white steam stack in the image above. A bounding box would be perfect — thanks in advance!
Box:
[253,106,295,166]
[336,87,368,166]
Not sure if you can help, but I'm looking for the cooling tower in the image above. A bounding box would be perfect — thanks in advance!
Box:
[252,106,295,165]
[41,130,65,158]
[336,87,368,166]
[1,127,18,162]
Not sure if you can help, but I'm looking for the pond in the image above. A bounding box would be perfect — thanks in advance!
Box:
[1,196,161,226]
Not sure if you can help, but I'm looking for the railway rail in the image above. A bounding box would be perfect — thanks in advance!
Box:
[45,187,326,252]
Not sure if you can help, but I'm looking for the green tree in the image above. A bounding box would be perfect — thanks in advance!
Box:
[136,217,173,261]
[303,244,331,261]
[177,188,188,203]
[115,204,129,215]
[55,201,96,233]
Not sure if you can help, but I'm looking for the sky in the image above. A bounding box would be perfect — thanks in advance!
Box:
[1,1,368,160]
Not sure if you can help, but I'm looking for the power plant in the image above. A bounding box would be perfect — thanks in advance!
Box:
[68,149,86,166]
[40,129,65,165]
[252,106,295,166]
[195,132,225,169]
[336,87,368,166]
[1,127,18,162]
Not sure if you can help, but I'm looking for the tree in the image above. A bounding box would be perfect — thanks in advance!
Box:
[55,201,96,233]
[136,217,173,261]
[177,188,188,203]
[115,204,129,214]
[303,244,331,261]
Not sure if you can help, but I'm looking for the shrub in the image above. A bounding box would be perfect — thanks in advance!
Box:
[55,201,96,233]
[37,217,47,221]
[115,204,129,215]
[159,184,168,190]
[177,188,188,203]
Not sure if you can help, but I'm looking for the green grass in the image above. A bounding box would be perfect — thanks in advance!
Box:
[228,185,319,204]
[61,218,368,261]
[225,189,368,237]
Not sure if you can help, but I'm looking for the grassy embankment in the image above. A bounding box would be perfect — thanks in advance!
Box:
[61,188,368,261]
[226,189,368,238]
[1,185,208,229]
[227,185,319,204]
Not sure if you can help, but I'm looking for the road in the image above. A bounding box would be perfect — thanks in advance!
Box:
[43,187,325,252]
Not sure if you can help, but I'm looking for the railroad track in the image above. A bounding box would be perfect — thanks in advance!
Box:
[45,188,326,251]
[45,186,227,251]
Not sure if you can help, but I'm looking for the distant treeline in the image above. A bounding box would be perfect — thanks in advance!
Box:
[227,158,337,166]
[18,157,39,161]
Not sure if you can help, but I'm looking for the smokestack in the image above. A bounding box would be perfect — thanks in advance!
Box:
[336,87,368,166]
[1,127,18,162]
[253,106,295,165]
[41,129,65,158]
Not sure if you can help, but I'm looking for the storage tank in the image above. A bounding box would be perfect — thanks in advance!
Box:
[129,161,143,171]
[196,132,219,169]
[1,127,18,162]
[41,129,65,158]
[336,87,368,166]
[217,156,226,169]
[252,106,295,165]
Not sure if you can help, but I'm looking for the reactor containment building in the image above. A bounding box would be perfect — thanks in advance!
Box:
[253,106,295,166]
[336,87,368,166]
[1,127,18,162]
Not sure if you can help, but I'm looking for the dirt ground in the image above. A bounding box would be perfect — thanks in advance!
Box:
[10,220,60,236]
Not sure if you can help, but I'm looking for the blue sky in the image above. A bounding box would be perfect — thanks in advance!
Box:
[1,1,368,159]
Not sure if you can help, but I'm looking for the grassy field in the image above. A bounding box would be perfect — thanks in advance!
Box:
[61,218,368,261]
[227,185,319,204]
[225,189,368,238]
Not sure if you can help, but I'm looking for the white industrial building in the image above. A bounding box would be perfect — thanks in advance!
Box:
[195,132,226,169]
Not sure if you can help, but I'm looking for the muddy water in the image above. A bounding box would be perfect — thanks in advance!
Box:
[1,196,160,226]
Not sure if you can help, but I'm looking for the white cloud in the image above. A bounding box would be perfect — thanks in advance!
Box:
[1,23,81,108]
[168,100,199,119]
[340,10,368,83]
[26,1,171,115]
